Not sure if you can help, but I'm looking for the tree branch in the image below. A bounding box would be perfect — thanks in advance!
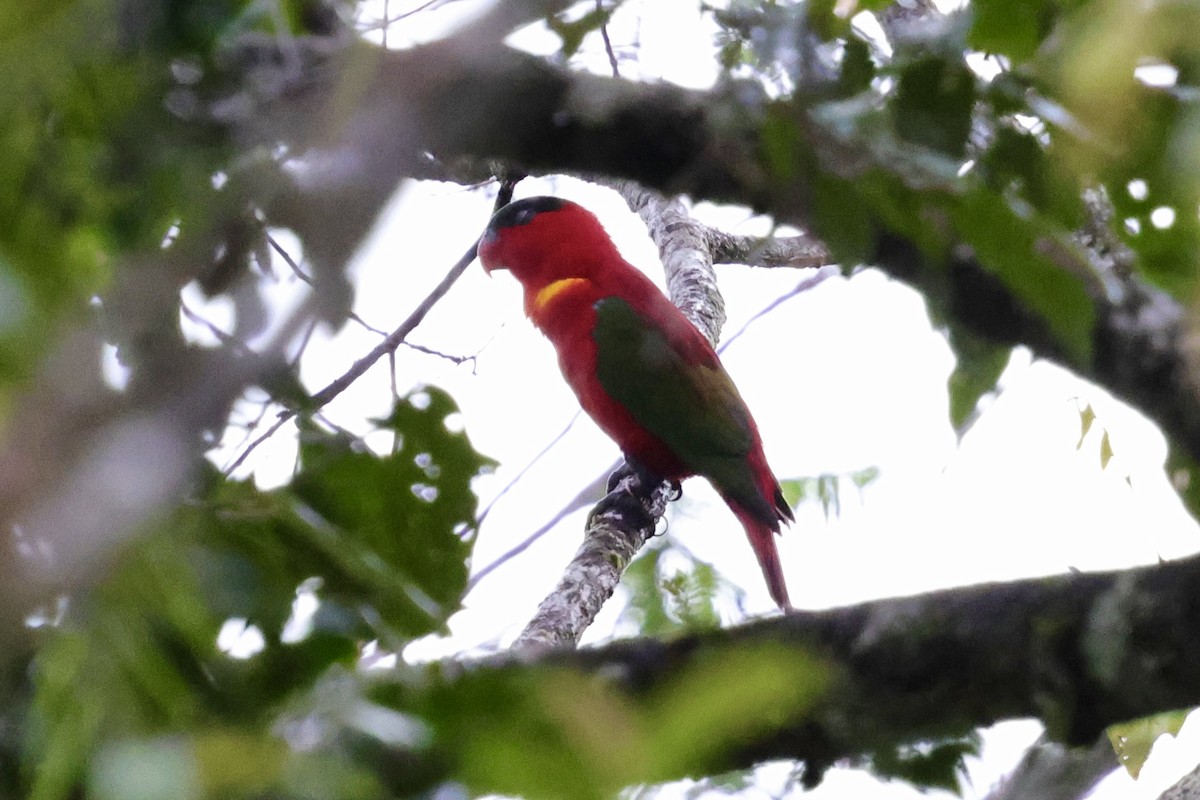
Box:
[417,556,1200,795]
[982,735,1114,800]
[708,228,833,270]
[1163,761,1200,800]
[304,40,1200,467]
[608,180,727,343]
[512,476,673,649]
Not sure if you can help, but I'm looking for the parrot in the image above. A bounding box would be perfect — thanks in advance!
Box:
[478,195,794,610]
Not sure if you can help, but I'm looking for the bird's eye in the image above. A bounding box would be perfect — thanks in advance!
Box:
[513,208,537,226]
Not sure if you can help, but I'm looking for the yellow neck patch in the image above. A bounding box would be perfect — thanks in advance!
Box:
[533,277,590,315]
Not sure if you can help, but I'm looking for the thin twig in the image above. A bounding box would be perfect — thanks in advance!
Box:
[349,312,390,336]
[305,182,519,411]
[223,409,295,476]
[224,242,477,474]
[269,232,387,334]
[597,0,619,78]
[402,341,477,366]
[476,410,586,527]
[219,395,277,468]
[718,265,838,353]
[180,301,250,354]
[468,478,605,591]
[269,233,313,283]
[290,318,319,366]
[388,348,401,453]
[388,0,442,24]
[313,254,477,410]
[226,177,523,475]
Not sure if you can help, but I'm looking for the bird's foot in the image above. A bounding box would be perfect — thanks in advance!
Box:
[587,487,655,530]
[605,459,662,494]
[591,459,667,530]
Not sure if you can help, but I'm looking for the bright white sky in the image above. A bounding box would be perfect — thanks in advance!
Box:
[192,1,1200,798]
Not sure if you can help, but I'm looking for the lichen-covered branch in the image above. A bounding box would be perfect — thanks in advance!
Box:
[707,227,833,270]
[512,476,672,649]
[607,180,727,343]
[1163,762,1200,800]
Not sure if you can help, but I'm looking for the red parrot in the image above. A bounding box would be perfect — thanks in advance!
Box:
[478,196,794,610]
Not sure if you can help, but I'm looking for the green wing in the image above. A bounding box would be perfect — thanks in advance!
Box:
[593,296,758,493]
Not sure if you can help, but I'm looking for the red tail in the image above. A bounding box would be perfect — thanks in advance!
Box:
[731,506,791,610]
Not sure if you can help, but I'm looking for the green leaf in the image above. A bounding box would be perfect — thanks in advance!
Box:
[866,734,980,792]
[979,125,1084,230]
[893,56,976,159]
[90,730,383,800]
[1100,430,1114,469]
[969,0,1050,61]
[293,387,492,632]
[780,468,880,521]
[761,108,804,185]
[621,545,678,637]
[816,474,840,519]
[810,168,876,265]
[839,37,876,96]
[659,563,722,632]
[547,6,614,59]
[1108,710,1189,778]
[946,330,1012,434]
[850,465,881,490]
[1077,403,1096,449]
[622,541,730,636]
[804,0,843,40]
[950,189,1095,364]
[646,645,830,776]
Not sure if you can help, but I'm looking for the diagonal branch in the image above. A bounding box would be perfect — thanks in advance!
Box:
[225,180,522,475]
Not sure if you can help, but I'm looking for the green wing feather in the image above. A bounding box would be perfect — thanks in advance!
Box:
[593,297,760,498]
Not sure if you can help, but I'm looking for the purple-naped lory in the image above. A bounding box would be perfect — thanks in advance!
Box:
[478,196,793,609]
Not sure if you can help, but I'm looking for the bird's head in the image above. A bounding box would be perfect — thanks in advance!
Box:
[478,196,620,288]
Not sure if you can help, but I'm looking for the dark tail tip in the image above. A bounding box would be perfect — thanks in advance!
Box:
[774,484,795,524]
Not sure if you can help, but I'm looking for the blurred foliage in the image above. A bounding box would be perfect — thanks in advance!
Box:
[4,0,1200,798]
[780,465,880,521]
[393,642,832,800]
[859,733,981,793]
[548,1,626,60]
[718,0,1200,427]
[22,387,492,799]
[0,0,342,388]
[618,540,727,636]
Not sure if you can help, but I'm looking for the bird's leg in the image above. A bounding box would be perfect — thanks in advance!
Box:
[590,458,665,530]
[606,458,680,495]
